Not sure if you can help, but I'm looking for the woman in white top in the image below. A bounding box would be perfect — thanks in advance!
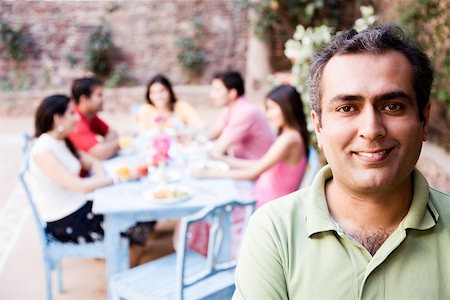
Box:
[30,95,115,243]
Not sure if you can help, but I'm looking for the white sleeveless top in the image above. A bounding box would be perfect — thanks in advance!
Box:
[29,133,86,222]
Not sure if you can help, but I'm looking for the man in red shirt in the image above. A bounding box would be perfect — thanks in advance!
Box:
[68,77,119,160]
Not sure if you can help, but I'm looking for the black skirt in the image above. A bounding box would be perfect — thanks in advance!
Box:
[46,201,155,245]
[46,201,104,243]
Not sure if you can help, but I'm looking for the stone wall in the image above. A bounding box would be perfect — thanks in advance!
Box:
[0,0,248,88]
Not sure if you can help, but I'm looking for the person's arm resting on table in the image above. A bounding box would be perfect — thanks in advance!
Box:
[233,210,288,300]
[212,110,252,156]
[88,129,119,160]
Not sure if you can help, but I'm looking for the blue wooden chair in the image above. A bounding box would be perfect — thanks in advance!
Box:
[299,146,322,189]
[19,133,128,300]
[110,199,256,300]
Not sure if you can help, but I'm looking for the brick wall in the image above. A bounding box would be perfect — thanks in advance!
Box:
[0,0,248,88]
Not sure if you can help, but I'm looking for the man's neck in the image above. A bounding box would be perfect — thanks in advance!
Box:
[77,105,95,120]
[325,177,413,255]
[227,96,242,108]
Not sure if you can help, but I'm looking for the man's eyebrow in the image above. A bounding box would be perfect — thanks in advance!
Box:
[329,94,364,103]
[329,91,413,104]
[374,91,413,103]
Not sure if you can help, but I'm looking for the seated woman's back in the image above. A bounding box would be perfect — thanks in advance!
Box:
[252,130,307,208]
[29,132,86,222]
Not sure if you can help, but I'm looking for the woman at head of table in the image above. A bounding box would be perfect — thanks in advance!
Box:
[135,74,204,133]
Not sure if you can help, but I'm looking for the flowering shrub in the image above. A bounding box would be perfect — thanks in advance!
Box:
[280,5,376,138]
[284,5,377,105]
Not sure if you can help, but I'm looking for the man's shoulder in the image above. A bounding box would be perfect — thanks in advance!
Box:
[251,188,310,227]
[91,113,106,123]
[232,99,261,115]
[429,188,450,215]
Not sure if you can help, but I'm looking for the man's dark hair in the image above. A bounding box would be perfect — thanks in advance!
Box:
[308,24,433,123]
[71,77,103,104]
[213,71,245,97]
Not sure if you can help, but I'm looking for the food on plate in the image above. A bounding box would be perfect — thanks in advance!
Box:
[116,166,130,180]
[153,188,189,200]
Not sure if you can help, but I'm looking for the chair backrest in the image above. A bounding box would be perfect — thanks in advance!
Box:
[299,146,321,189]
[18,133,50,245]
[175,199,256,300]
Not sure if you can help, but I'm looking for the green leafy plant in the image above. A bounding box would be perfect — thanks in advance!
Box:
[281,6,377,144]
[399,0,450,109]
[0,19,32,62]
[240,0,342,40]
[284,5,377,104]
[0,69,30,90]
[84,20,117,77]
[105,63,130,88]
[64,53,79,69]
[175,16,208,79]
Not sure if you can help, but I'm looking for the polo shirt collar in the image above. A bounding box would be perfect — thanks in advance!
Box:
[402,169,438,230]
[305,165,337,237]
[305,166,438,237]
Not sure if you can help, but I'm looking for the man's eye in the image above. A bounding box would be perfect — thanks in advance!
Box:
[383,103,402,111]
[337,106,355,113]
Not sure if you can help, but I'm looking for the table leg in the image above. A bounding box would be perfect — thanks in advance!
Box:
[104,214,135,300]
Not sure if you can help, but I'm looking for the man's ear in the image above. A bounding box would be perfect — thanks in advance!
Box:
[228,89,238,101]
[422,101,431,141]
[79,94,90,104]
[311,110,322,149]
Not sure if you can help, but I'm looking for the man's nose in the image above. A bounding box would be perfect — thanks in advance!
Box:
[358,107,386,140]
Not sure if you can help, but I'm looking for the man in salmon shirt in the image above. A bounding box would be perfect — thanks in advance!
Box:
[209,71,274,159]
[68,77,119,160]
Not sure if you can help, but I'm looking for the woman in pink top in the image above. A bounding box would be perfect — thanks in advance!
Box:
[185,85,309,256]
[203,84,309,207]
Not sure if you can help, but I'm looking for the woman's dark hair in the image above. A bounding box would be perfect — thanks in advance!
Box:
[34,95,80,158]
[145,74,177,111]
[266,85,309,153]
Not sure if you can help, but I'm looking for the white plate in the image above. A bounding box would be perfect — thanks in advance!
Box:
[188,160,230,172]
[148,170,182,183]
[143,186,192,205]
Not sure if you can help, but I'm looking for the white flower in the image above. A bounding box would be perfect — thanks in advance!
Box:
[360,5,374,18]
[293,25,306,40]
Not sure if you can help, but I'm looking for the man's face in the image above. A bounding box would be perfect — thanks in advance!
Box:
[86,85,104,113]
[312,51,430,194]
[210,79,232,107]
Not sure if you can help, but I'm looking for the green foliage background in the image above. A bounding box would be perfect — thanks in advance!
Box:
[399,0,450,109]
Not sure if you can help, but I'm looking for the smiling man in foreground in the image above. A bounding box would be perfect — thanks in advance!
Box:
[233,25,450,299]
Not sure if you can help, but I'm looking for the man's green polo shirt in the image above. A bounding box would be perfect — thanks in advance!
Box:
[234,166,450,300]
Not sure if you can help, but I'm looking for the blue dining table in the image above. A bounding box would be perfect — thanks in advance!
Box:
[91,152,254,298]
